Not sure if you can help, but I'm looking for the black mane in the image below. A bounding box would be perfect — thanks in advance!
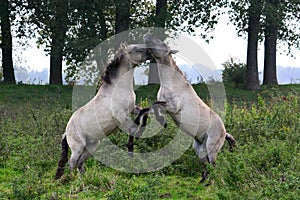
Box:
[101,48,124,84]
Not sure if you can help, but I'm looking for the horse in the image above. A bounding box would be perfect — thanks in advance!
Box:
[55,43,152,179]
[142,33,236,183]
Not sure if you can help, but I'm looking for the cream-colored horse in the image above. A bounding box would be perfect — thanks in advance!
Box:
[143,34,236,183]
[55,43,151,179]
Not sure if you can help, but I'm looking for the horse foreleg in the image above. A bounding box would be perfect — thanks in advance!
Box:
[115,113,139,156]
[134,108,149,138]
[153,101,167,128]
[127,135,134,157]
[126,108,150,156]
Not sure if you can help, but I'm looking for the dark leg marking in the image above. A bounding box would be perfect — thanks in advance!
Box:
[153,101,167,128]
[225,133,236,152]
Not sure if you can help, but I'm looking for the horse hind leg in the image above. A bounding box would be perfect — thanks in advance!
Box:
[68,139,85,173]
[76,140,99,174]
[193,139,210,183]
[77,149,92,174]
[225,133,236,152]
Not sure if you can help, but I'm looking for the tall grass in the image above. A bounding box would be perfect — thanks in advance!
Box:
[0,84,299,199]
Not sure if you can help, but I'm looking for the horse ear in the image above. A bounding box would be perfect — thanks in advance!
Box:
[170,50,179,54]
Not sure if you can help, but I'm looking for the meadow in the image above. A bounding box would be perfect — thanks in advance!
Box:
[0,84,299,199]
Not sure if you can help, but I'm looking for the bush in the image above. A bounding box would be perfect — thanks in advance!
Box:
[222,58,246,88]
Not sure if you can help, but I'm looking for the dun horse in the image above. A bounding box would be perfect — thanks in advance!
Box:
[55,43,151,179]
[141,34,236,183]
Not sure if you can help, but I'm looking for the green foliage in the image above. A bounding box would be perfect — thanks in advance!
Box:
[168,0,227,41]
[222,58,247,88]
[229,0,300,53]
[213,94,300,199]
[0,85,299,199]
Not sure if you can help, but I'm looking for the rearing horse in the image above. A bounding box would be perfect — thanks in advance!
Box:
[55,43,151,179]
[143,34,236,183]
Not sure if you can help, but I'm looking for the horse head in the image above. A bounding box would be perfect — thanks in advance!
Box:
[102,43,151,84]
[143,33,178,59]
[125,43,152,66]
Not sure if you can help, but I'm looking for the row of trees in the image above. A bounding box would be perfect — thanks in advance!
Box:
[230,0,300,89]
[0,0,299,90]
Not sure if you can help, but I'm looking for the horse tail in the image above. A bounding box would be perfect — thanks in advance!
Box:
[55,133,69,179]
[225,133,236,152]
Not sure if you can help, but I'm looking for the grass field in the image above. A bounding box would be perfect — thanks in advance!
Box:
[0,84,299,199]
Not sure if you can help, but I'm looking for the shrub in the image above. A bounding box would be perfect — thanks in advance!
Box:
[222,58,246,88]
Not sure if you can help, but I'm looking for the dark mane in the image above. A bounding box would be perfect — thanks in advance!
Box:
[101,48,124,84]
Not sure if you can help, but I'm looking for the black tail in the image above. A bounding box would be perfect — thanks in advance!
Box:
[225,133,236,152]
[55,134,69,179]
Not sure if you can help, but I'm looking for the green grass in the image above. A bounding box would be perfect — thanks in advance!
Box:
[0,84,299,199]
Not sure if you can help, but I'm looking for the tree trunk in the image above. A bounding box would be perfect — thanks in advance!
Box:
[0,0,16,84]
[114,0,130,50]
[148,0,167,85]
[115,0,130,34]
[263,28,278,85]
[50,34,64,84]
[263,0,278,85]
[49,1,68,85]
[245,0,262,90]
[154,0,167,28]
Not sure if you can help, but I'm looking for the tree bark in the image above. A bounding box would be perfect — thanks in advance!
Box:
[0,0,16,84]
[263,0,278,85]
[114,0,130,50]
[154,0,167,28]
[115,0,130,34]
[245,0,262,90]
[148,0,167,85]
[49,1,68,85]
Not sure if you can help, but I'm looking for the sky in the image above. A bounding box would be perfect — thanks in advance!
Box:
[18,13,300,73]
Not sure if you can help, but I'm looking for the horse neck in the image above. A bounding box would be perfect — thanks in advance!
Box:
[111,63,134,90]
[157,56,186,86]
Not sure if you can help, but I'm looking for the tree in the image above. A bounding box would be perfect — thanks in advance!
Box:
[229,0,300,89]
[63,0,155,84]
[28,0,69,84]
[147,0,226,85]
[262,0,300,85]
[229,0,262,90]
[263,0,279,85]
[0,0,16,84]
[148,0,167,85]
[245,0,263,90]
[115,0,130,34]
[49,0,68,84]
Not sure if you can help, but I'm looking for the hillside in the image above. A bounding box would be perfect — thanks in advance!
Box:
[0,84,299,199]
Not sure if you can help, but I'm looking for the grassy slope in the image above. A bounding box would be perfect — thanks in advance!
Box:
[0,84,299,199]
